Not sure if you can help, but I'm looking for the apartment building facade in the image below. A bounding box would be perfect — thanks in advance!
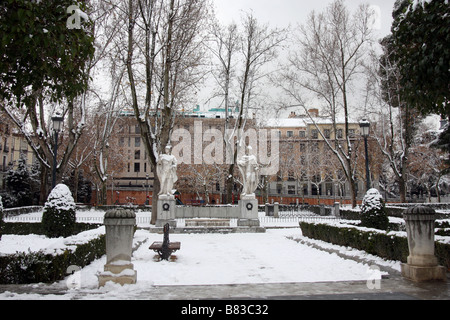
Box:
[108,107,370,205]
[263,109,366,204]
[0,120,36,189]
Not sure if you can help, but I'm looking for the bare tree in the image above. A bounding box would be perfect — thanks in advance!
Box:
[277,0,374,207]
[224,12,286,203]
[207,21,240,116]
[124,0,210,222]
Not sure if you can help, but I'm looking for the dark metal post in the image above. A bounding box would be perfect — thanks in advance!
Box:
[359,119,371,192]
[52,130,58,189]
[364,135,371,191]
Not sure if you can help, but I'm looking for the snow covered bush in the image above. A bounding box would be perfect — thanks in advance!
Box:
[4,157,33,207]
[41,184,76,238]
[360,188,389,230]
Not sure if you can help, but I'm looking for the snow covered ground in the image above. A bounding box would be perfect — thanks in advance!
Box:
[0,222,403,299]
[1,227,396,299]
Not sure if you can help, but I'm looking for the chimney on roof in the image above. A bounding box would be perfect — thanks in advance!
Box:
[288,111,297,118]
[308,109,319,117]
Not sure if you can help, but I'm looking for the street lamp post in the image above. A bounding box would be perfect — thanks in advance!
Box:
[51,115,64,189]
[359,119,371,192]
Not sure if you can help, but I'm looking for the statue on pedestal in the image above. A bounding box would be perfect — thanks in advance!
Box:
[237,146,260,199]
[156,145,178,199]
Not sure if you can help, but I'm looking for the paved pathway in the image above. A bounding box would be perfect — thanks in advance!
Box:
[0,274,448,300]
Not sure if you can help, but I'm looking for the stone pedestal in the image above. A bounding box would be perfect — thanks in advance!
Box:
[401,206,446,282]
[98,208,137,287]
[333,202,340,218]
[273,202,279,218]
[156,197,177,228]
[238,198,259,227]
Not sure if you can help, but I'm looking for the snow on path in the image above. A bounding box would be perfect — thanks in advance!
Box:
[77,229,375,289]
[0,229,387,299]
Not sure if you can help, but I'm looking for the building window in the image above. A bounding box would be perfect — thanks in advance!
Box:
[288,185,296,195]
[287,131,293,138]
[119,137,125,147]
[311,129,318,139]
[135,137,140,147]
[134,162,140,173]
[299,131,306,138]
[134,150,140,160]
[337,129,343,139]
[324,129,331,139]
[277,184,282,194]
[135,125,141,134]
[349,129,356,137]
[300,143,306,152]
[303,184,308,196]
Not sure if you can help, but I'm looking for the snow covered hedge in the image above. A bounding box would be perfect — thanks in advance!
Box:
[2,222,101,236]
[299,222,450,270]
[0,234,105,284]
[42,184,76,238]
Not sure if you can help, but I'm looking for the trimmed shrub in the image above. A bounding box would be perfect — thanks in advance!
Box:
[2,222,101,236]
[299,222,450,270]
[360,188,389,230]
[42,184,76,238]
[0,234,105,284]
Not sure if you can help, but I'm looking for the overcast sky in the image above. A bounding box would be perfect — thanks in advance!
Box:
[213,0,397,38]
[199,0,399,115]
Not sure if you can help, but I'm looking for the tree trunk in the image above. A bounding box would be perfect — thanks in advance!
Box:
[151,176,160,224]
[349,179,357,208]
[398,176,407,203]
[39,165,49,205]
[73,167,79,203]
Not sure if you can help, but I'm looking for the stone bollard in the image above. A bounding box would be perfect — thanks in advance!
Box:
[265,203,273,216]
[98,208,137,287]
[334,202,340,218]
[401,206,446,282]
[273,202,279,218]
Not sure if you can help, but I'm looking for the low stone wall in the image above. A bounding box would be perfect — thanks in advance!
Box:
[175,205,240,219]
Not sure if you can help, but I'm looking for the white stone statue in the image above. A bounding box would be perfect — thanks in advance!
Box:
[237,146,260,199]
[156,145,178,199]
